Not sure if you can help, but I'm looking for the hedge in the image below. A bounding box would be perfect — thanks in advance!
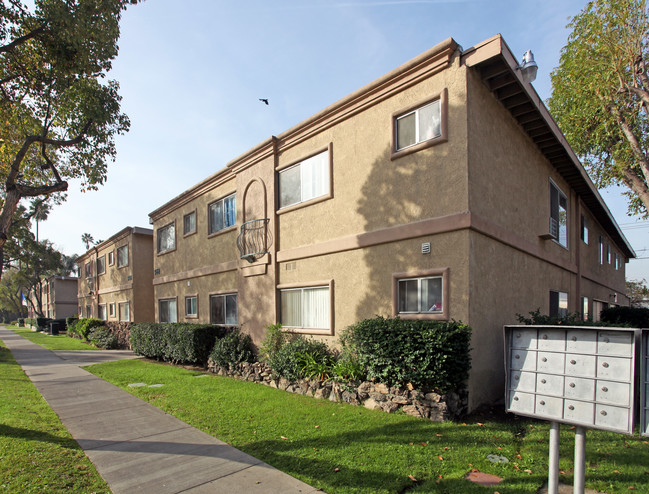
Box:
[601,306,649,328]
[69,318,105,340]
[342,316,472,393]
[130,323,232,366]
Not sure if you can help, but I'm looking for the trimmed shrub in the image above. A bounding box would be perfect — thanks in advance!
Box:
[269,337,332,381]
[66,316,79,331]
[25,317,36,329]
[130,323,231,366]
[209,329,256,368]
[343,316,471,393]
[259,323,287,363]
[71,318,105,340]
[601,306,649,328]
[88,327,118,349]
[34,317,52,331]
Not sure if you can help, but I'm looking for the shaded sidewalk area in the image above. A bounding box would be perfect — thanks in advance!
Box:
[0,327,317,493]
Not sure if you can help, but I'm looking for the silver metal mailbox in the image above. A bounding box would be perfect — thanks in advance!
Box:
[505,326,636,435]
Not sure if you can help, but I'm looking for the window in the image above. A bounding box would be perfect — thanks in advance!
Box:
[210,293,238,325]
[157,223,176,254]
[398,277,443,314]
[599,236,605,265]
[109,303,115,317]
[85,305,92,318]
[581,296,589,322]
[119,302,130,322]
[549,181,568,247]
[549,291,568,319]
[185,296,197,318]
[97,256,106,275]
[117,245,129,268]
[280,286,330,330]
[208,194,236,235]
[183,211,197,236]
[159,299,177,323]
[279,150,329,209]
[607,244,611,264]
[98,304,107,321]
[108,251,115,266]
[580,214,589,244]
[84,262,92,278]
[395,100,442,152]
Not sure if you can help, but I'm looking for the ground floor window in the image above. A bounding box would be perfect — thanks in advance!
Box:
[98,304,107,321]
[119,302,130,322]
[85,305,92,318]
[109,303,115,317]
[592,299,609,323]
[280,286,330,330]
[581,296,589,322]
[185,296,198,318]
[392,268,448,320]
[549,291,568,319]
[210,293,238,325]
[159,298,178,323]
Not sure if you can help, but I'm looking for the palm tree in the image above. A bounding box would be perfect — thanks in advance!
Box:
[28,199,51,242]
[81,233,94,251]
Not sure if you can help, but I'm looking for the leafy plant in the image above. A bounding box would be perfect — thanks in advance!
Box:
[296,351,336,381]
[88,327,118,349]
[269,337,332,381]
[259,323,288,363]
[70,318,105,340]
[332,357,366,382]
[209,329,256,368]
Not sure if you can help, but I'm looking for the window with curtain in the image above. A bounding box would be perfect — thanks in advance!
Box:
[119,302,130,322]
[117,245,129,267]
[395,99,441,151]
[280,286,330,329]
[550,181,568,248]
[157,223,176,254]
[159,299,177,323]
[210,293,238,325]
[98,304,107,321]
[183,211,196,235]
[397,276,443,314]
[279,150,329,209]
[97,256,106,275]
[208,194,236,234]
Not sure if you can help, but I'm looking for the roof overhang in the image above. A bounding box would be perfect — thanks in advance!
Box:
[461,34,635,259]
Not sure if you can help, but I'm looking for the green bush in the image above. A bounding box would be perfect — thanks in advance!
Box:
[66,316,79,332]
[130,323,230,366]
[601,306,649,328]
[209,329,256,368]
[269,337,332,381]
[259,323,287,363]
[343,316,471,393]
[296,350,336,381]
[17,318,24,327]
[515,308,587,326]
[25,317,36,328]
[88,327,118,349]
[71,318,105,340]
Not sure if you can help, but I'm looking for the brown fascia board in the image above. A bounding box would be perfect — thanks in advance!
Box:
[462,34,635,259]
[149,38,459,221]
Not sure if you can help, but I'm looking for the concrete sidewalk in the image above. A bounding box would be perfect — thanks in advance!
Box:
[0,328,318,493]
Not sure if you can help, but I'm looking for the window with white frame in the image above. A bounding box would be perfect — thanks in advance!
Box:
[210,293,238,325]
[159,299,177,323]
[157,223,176,254]
[549,291,568,319]
[108,251,115,266]
[183,211,197,236]
[109,303,115,317]
[119,302,130,322]
[279,150,329,209]
[97,256,106,275]
[549,181,568,248]
[581,296,589,322]
[185,296,197,318]
[98,304,107,321]
[208,194,236,235]
[395,100,442,151]
[117,245,129,268]
[280,286,330,330]
[580,214,589,244]
[397,276,443,314]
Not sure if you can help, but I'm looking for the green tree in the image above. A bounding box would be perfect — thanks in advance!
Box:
[81,232,94,250]
[626,278,649,305]
[18,237,64,317]
[549,0,649,217]
[0,267,28,319]
[0,0,141,265]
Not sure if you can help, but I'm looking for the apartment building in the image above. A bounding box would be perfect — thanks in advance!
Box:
[77,227,154,323]
[27,275,78,319]
[148,35,634,411]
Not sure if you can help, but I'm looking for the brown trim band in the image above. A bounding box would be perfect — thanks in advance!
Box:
[153,260,238,286]
[97,283,133,295]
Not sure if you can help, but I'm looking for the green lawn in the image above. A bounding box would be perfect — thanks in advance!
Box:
[9,327,98,351]
[0,344,109,493]
[86,359,649,494]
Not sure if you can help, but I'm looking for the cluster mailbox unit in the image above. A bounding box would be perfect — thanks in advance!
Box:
[642,329,649,437]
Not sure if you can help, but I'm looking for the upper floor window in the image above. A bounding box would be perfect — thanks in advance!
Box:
[599,236,605,265]
[108,251,115,266]
[208,194,236,235]
[580,214,589,244]
[97,256,106,275]
[279,150,329,209]
[396,100,441,151]
[157,223,176,254]
[183,211,197,236]
[84,262,92,278]
[549,181,568,248]
[117,245,129,268]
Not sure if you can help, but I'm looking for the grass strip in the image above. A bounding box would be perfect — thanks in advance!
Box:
[0,344,109,493]
[9,328,98,351]
[86,358,649,493]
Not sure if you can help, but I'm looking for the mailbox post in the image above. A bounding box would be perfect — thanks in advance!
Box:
[504,325,638,494]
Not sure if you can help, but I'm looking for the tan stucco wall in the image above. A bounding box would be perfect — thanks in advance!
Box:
[132,233,154,322]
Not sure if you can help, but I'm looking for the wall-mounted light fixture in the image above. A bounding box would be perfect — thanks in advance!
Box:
[517,50,538,84]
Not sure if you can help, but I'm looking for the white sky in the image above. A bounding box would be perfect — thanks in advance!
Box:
[35,0,649,281]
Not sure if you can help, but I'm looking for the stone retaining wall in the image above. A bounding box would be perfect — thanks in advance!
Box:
[207,360,468,421]
[105,322,132,350]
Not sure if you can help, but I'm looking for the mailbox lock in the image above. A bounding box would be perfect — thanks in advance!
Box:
[571,336,577,341]
[570,360,576,365]
[602,362,609,368]
[601,387,608,392]
[569,382,575,388]
[604,337,610,343]
[600,410,607,416]
[514,375,519,381]
[515,354,520,359]
[539,401,546,406]
[542,334,548,340]
[568,405,575,411]
[541,379,547,384]
[513,396,519,401]
[516,333,521,338]
[542,357,547,362]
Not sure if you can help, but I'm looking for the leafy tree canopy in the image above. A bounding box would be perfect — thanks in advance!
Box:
[0,0,141,257]
[626,278,649,305]
[549,0,649,217]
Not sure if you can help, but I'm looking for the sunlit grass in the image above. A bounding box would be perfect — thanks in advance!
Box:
[10,328,97,351]
[87,358,649,493]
